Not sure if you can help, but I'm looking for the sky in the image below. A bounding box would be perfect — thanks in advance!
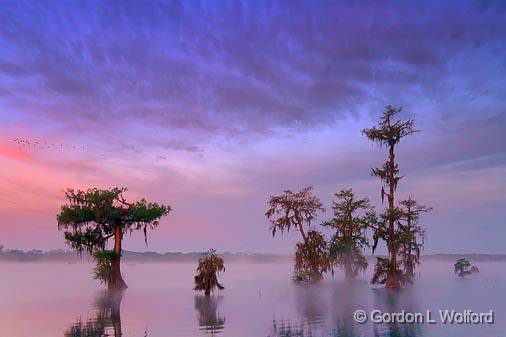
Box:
[0,1,505,254]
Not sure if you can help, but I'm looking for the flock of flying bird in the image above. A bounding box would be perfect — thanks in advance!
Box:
[12,138,86,151]
[11,137,170,161]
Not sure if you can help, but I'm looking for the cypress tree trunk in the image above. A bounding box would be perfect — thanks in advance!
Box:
[344,223,354,281]
[344,254,354,281]
[404,209,415,283]
[109,226,128,289]
[386,144,401,289]
[205,278,211,296]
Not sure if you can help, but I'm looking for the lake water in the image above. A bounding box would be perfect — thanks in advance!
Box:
[1,261,505,337]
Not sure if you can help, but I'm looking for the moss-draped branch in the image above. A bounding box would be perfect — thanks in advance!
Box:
[57,187,171,254]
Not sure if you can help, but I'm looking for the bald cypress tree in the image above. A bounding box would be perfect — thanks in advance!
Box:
[398,197,431,284]
[266,187,332,283]
[362,105,417,288]
[321,188,376,280]
[57,187,171,289]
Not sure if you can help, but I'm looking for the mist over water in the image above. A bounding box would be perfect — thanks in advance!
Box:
[1,261,505,337]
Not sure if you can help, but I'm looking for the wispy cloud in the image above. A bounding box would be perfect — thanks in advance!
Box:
[0,0,505,253]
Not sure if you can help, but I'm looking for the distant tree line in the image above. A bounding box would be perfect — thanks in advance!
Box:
[0,247,291,263]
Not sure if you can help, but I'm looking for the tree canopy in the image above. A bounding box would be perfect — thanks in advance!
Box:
[322,188,376,280]
[265,186,324,241]
[57,187,171,254]
[362,105,417,148]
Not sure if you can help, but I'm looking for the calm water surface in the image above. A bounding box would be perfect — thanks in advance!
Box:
[1,261,505,337]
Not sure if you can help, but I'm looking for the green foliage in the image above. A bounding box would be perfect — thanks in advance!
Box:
[92,250,119,285]
[64,228,106,254]
[371,257,406,285]
[330,242,368,278]
[293,230,333,283]
[322,188,375,279]
[398,197,431,284]
[371,207,404,254]
[57,187,171,254]
[370,200,430,286]
[194,249,226,294]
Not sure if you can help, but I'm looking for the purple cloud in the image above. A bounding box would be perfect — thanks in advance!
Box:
[0,1,505,253]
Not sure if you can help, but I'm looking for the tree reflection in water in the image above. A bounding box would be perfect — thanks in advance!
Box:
[194,295,225,335]
[372,289,422,337]
[271,320,305,337]
[62,284,421,337]
[329,282,366,337]
[271,284,327,337]
[65,289,125,337]
[270,281,422,337]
